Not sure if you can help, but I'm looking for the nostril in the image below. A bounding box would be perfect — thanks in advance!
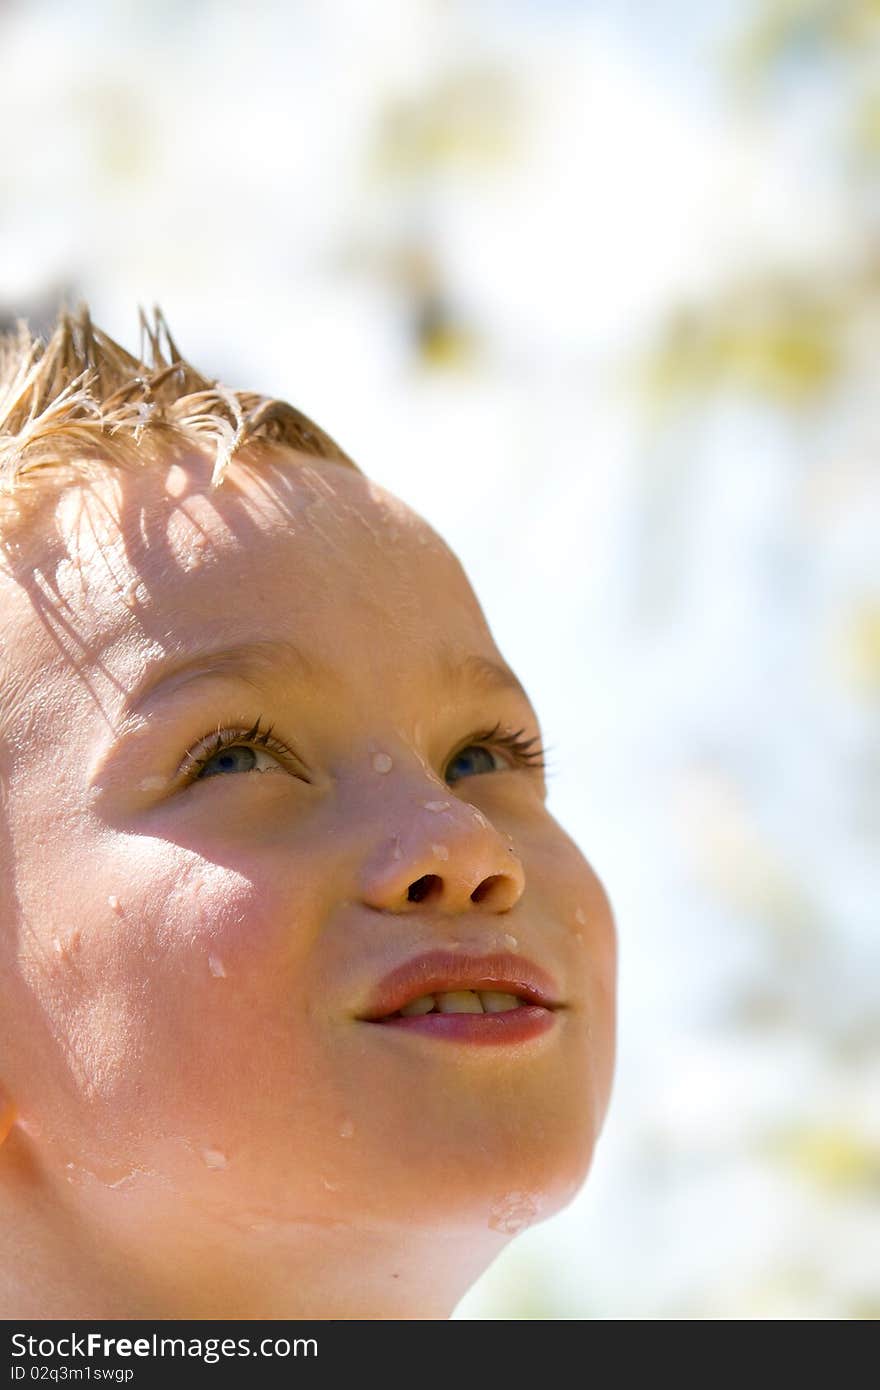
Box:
[408,874,440,903]
[470,874,507,906]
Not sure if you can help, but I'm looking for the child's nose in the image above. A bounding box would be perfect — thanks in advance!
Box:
[356,800,525,913]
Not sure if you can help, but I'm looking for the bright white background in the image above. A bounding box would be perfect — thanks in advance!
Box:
[1,0,877,1319]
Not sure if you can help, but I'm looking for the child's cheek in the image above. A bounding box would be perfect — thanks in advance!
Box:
[37,841,322,1158]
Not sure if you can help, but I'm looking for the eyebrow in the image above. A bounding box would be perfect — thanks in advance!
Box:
[119,636,532,718]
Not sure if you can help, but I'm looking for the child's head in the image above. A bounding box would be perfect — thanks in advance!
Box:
[0,307,616,1319]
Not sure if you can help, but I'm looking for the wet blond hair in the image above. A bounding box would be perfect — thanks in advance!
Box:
[0,303,358,532]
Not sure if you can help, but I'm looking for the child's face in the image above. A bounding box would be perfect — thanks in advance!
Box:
[0,446,615,1277]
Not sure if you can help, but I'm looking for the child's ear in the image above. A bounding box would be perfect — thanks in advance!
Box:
[0,1082,16,1147]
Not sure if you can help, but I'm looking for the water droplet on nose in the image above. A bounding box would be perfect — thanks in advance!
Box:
[208,954,226,977]
[339,1119,355,1139]
[471,807,489,829]
[575,907,587,925]
[202,1148,227,1169]
[372,753,393,774]
[107,894,122,913]
[423,800,450,812]
[503,934,518,949]
[431,843,449,861]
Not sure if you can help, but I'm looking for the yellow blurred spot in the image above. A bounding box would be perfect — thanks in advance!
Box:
[773,1125,880,1192]
[640,283,842,413]
[833,603,880,699]
[416,317,480,370]
[373,67,520,181]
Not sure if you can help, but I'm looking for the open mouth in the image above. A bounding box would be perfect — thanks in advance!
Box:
[357,952,562,1045]
[383,988,532,1017]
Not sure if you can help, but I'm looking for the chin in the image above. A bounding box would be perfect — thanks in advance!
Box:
[359,1103,600,1236]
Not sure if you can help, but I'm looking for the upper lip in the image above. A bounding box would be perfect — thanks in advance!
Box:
[356,949,563,1020]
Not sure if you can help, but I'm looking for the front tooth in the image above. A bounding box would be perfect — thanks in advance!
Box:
[480,991,521,1013]
[436,990,484,1013]
[400,994,436,1016]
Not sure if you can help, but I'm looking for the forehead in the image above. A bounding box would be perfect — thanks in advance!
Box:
[1,446,499,728]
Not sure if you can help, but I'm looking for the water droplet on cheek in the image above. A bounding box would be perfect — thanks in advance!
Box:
[503,934,518,949]
[338,1119,355,1139]
[423,800,450,812]
[202,1148,227,1169]
[138,775,166,793]
[372,753,393,774]
[208,954,227,977]
[575,907,587,925]
[431,843,449,861]
[52,930,81,958]
[107,895,122,914]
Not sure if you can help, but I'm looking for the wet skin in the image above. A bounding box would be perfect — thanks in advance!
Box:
[0,443,616,1318]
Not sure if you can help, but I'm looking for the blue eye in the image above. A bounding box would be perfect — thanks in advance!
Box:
[195,743,277,779]
[445,724,548,785]
[179,716,548,787]
[445,745,503,784]
[180,718,296,785]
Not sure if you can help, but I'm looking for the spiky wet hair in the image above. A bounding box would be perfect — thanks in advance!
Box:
[0,303,358,523]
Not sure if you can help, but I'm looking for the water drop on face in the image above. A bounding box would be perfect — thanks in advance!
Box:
[339,1120,355,1139]
[52,937,63,956]
[107,895,121,913]
[322,1178,339,1191]
[202,1148,227,1169]
[372,752,393,773]
[503,934,518,949]
[138,775,166,792]
[423,800,450,812]
[431,843,449,861]
[391,836,403,860]
[208,954,226,977]
[488,1190,540,1235]
[470,807,489,829]
[575,906,587,925]
[575,932,584,944]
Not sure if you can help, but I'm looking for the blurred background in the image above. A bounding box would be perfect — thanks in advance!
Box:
[2,0,877,1319]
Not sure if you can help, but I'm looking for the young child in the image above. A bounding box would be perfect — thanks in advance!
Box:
[0,306,617,1320]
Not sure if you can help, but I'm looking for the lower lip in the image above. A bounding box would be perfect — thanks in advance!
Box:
[366,1005,557,1045]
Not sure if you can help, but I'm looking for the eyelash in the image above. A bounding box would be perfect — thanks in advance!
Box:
[177,716,550,784]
